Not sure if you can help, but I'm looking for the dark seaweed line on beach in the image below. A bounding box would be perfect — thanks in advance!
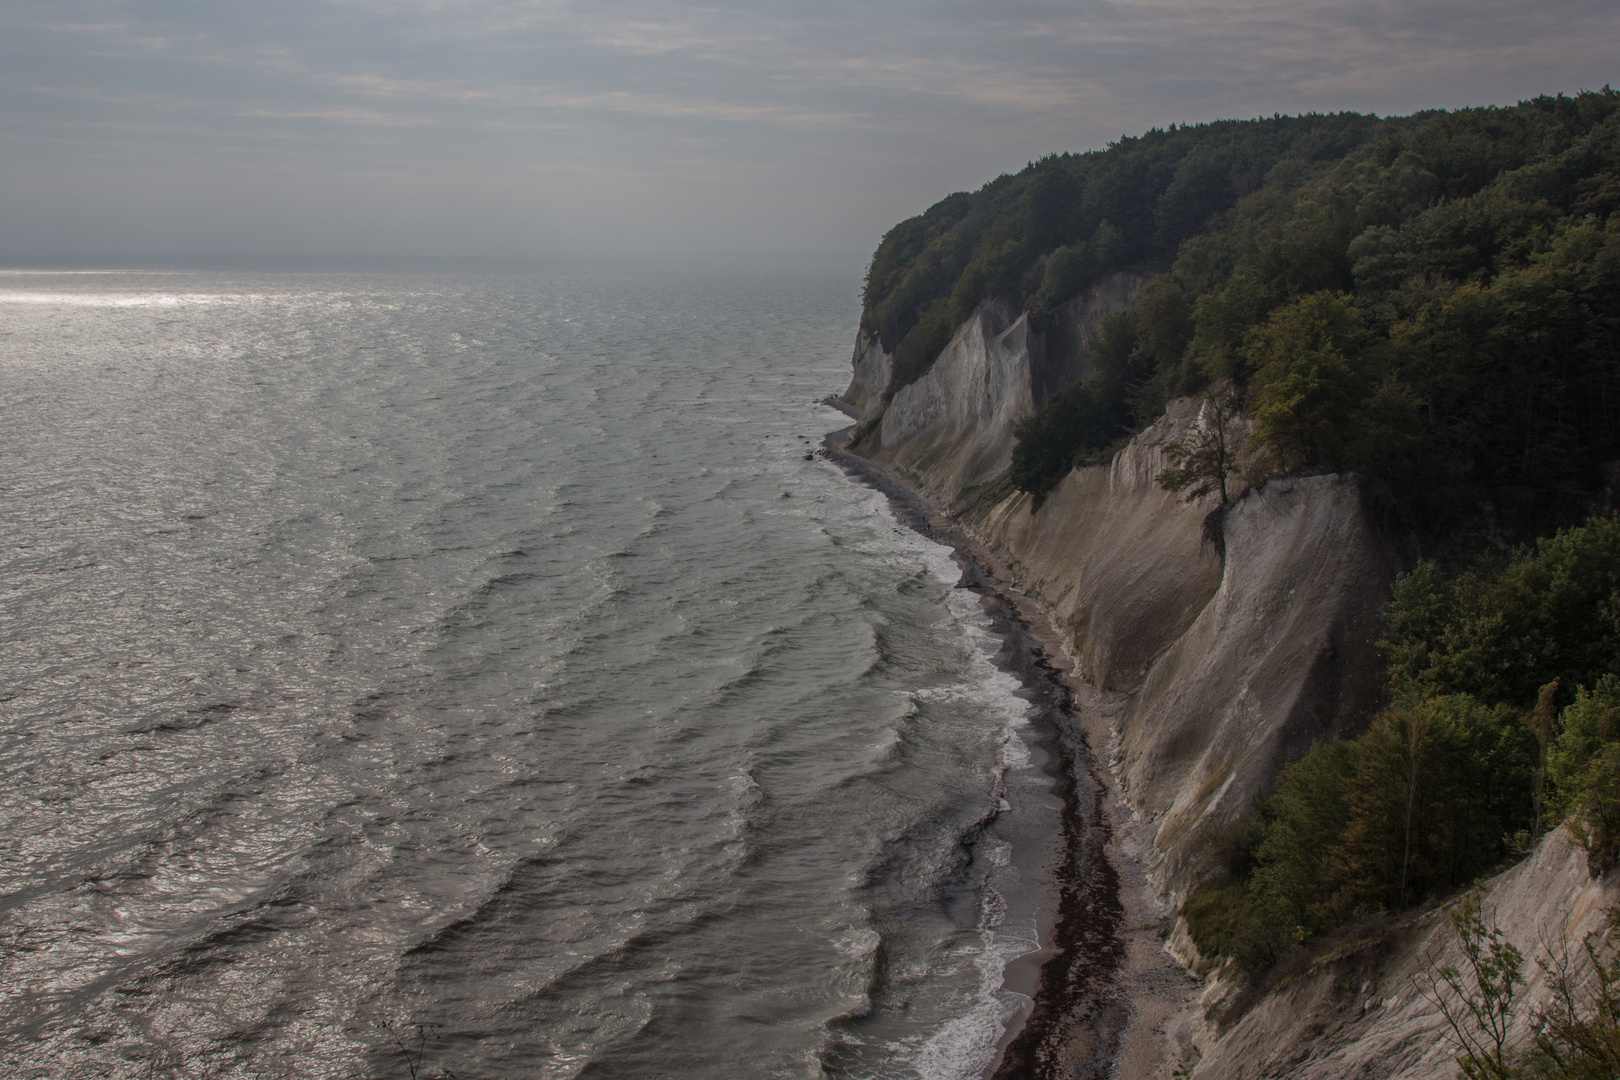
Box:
[818,410,1128,1080]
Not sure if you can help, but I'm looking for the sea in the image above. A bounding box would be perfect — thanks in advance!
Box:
[0,263,1064,1079]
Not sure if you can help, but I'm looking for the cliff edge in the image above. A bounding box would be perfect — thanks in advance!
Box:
[841,92,1620,1078]
[843,277,1392,903]
[832,280,1619,1080]
[957,405,1391,903]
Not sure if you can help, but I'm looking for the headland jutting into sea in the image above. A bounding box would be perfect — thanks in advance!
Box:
[828,90,1620,1079]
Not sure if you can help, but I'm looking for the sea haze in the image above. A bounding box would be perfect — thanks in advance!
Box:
[0,266,1060,1079]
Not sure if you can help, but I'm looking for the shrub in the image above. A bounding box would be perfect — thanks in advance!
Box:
[1549,676,1620,869]
[1188,695,1534,969]
[1381,516,1620,710]
[1157,393,1244,505]
[1034,244,1087,312]
[1244,292,1369,470]
[1320,696,1534,921]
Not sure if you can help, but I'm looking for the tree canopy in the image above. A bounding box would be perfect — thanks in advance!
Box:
[866,92,1620,533]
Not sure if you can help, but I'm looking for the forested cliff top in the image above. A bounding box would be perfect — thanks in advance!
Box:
[860,92,1620,535]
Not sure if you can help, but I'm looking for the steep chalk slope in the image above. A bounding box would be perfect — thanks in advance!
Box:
[1174,828,1619,1080]
[840,292,1392,900]
[960,402,1391,899]
[847,273,1145,505]
[843,329,891,417]
[839,288,1413,1079]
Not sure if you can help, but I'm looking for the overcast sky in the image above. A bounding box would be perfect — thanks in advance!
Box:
[3,0,1616,263]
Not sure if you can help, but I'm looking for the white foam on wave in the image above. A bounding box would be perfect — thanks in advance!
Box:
[776,415,1049,1079]
[906,599,1044,1079]
[861,492,1046,1080]
[907,837,1041,1080]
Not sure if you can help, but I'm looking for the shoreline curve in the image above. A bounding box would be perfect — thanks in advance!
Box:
[818,401,1160,1080]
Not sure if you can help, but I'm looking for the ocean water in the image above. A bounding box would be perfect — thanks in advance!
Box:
[0,265,1060,1079]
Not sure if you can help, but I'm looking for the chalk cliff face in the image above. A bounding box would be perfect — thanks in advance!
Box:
[957,402,1391,899]
[848,272,1146,505]
[842,281,1392,899]
[839,277,1620,1080]
[837,279,1468,1078]
[842,329,891,418]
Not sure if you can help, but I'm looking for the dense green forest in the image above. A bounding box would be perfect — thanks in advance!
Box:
[861,92,1620,532]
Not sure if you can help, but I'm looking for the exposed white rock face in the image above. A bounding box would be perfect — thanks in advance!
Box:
[842,329,891,418]
[845,289,1393,899]
[1179,828,1619,1080]
[1128,471,1392,897]
[965,397,1223,695]
[840,271,1613,1080]
[958,400,1392,899]
[881,383,1602,1080]
[875,298,1027,502]
[847,272,1146,503]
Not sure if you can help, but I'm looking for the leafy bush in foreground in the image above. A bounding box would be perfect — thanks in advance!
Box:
[1431,895,1620,1079]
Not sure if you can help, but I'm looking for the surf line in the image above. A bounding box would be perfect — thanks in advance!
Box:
[818,404,1129,1080]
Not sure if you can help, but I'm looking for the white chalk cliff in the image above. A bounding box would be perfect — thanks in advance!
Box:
[846,272,1147,504]
[846,277,1390,899]
[840,277,1617,1079]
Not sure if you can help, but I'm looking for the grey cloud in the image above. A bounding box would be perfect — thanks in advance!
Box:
[1,0,1615,260]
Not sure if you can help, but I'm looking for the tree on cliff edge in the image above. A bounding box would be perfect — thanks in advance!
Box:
[1157,393,1243,506]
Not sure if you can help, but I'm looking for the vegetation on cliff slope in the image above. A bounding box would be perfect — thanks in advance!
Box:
[1434,892,1620,1079]
[862,113,1381,391]
[1185,515,1620,973]
[867,91,1620,530]
[861,94,1620,1055]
